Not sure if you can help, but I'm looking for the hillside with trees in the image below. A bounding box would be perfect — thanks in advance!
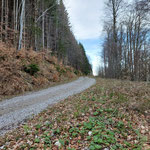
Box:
[0,0,91,72]
[0,0,91,98]
[100,0,150,81]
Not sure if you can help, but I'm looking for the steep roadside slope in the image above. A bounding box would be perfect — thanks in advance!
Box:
[0,43,81,100]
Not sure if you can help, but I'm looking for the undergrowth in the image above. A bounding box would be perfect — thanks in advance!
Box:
[23,64,40,76]
[0,78,149,150]
[0,43,80,99]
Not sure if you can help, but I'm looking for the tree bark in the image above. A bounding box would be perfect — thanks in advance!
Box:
[18,0,25,50]
[0,0,4,42]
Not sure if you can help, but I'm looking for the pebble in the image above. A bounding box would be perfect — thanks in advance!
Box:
[0,145,5,149]
[88,131,92,136]
[55,141,61,147]
[82,113,85,116]
[134,140,138,144]
[127,135,132,141]
[27,140,33,145]
[141,125,145,129]
[44,121,51,125]
[51,132,54,137]
[82,147,90,150]
[103,148,109,150]
[141,130,146,134]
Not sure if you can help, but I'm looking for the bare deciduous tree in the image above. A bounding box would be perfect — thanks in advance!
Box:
[101,0,150,81]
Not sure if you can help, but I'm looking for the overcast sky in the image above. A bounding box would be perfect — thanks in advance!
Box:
[64,0,105,75]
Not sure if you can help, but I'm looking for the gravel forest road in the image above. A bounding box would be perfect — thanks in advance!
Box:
[0,77,96,136]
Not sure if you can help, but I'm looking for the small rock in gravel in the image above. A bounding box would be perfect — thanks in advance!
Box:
[27,140,33,145]
[134,140,138,144]
[55,140,61,147]
[103,148,110,150]
[44,121,51,125]
[141,130,146,134]
[141,125,145,129]
[0,145,5,149]
[82,147,90,150]
[82,113,85,116]
[88,131,92,136]
[127,135,132,141]
[51,132,54,137]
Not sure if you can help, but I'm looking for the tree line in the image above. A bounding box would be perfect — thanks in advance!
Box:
[100,0,150,81]
[0,0,91,75]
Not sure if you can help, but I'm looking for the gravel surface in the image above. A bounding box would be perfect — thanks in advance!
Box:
[0,77,96,136]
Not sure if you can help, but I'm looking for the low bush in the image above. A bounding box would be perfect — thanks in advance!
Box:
[74,70,79,75]
[23,64,40,76]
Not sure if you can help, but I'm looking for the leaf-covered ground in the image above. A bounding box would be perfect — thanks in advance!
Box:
[0,43,80,101]
[0,78,150,150]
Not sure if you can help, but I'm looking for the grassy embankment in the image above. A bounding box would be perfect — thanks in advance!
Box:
[0,78,150,150]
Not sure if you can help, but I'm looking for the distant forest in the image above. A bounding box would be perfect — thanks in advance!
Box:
[100,0,150,81]
[0,0,91,75]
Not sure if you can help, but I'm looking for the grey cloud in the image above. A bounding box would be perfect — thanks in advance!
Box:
[64,0,105,40]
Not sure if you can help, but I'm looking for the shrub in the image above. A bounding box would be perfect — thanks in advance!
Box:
[56,65,66,74]
[74,70,79,75]
[56,65,61,72]
[23,64,40,76]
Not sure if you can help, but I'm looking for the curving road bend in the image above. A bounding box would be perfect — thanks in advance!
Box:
[0,77,96,136]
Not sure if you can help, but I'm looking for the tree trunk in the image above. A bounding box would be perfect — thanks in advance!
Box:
[18,0,25,50]
[0,0,4,42]
[42,1,45,49]
[5,0,8,41]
